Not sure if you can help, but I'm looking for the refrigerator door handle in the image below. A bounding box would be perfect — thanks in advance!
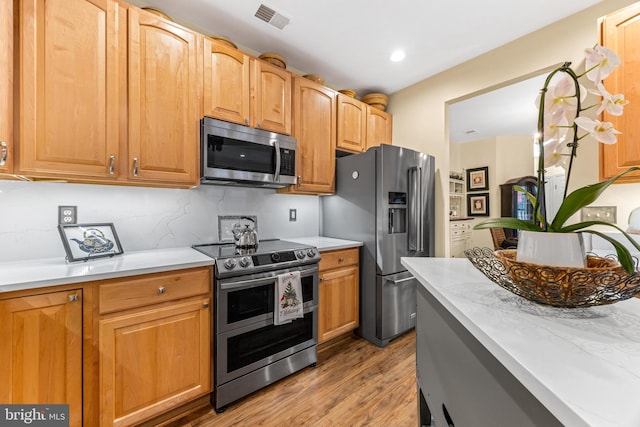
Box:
[408,167,423,252]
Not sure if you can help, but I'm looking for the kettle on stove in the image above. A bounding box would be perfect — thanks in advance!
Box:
[232,217,259,249]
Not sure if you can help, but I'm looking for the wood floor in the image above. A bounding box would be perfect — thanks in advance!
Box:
[170,331,417,427]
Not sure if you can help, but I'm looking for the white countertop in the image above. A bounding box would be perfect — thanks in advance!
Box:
[286,236,362,251]
[401,257,640,427]
[0,247,215,294]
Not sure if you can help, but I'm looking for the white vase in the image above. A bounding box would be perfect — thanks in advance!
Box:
[516,231,586,268]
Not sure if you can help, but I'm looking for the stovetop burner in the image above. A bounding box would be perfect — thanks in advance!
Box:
[193,239,320,278]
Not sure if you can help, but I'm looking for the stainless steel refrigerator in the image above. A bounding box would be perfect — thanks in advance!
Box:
[322,144,435,347]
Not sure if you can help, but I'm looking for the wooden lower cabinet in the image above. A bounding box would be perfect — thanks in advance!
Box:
[97,267,212,427]
[0,289,83,427]
[318,247,360,343]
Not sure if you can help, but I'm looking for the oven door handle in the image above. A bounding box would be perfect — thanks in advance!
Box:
[219,266,318,290]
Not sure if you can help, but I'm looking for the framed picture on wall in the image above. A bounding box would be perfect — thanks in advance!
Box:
[467,193,490,217]
[467,166,489,191]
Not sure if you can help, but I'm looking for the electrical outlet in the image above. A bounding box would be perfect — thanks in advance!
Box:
[289,209,297,222]
[58,206,77,225]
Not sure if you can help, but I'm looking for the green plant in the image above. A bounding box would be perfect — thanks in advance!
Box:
[474,46,640,274]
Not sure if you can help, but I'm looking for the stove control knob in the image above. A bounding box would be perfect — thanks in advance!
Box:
[296,250,306,259]
[306,248,317,258]
[223,258,237,270]
[239,256,251,268]
[271,252,281,262]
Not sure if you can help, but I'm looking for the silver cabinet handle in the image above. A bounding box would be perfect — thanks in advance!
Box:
[0,141,7,166]
[68,293,79,302]
[338,257,345,263]
[133,158,139,176]
[245,118,249,124]
[297,176,302,189]
[109,154,115,175]
[203,301,209,308]
[157,287,166,295]
[257,122,261,128]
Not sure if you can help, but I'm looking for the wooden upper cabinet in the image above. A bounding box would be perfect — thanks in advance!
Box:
[127,8,202,187]
[204,39,251,126]
[366,106,393,150]
[337,93,367,153]
[0,0,12,174]
[15,0,122,180]
[203,39,291,135]
[0,290,83,427]
[251,59,292,135]
[280,77,336,194]
[599,2,640,183]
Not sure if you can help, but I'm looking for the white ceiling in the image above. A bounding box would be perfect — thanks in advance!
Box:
[130,0,603,141]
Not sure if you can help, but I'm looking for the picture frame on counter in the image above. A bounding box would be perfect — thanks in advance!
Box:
[58,223,124,262]
[467,166,489,191]
[467,193,490,217]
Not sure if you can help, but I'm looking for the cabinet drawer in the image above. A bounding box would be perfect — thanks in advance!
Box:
[319,247,359,271]
[99,267,211,314]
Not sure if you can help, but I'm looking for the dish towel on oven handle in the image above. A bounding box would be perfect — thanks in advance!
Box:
[275,270,304,325]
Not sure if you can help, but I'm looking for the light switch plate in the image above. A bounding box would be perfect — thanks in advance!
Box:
[580,206,616,224]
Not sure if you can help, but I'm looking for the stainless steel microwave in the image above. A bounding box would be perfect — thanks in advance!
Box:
[200,117,297,188]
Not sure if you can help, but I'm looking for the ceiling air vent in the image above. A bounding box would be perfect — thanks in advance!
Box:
[254,4,290,30]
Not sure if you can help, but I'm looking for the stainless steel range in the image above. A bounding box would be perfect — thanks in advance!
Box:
[193,239,321,412]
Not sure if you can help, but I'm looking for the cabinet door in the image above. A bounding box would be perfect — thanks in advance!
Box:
[318,265,359,343]
[284,77,336,194]
[128,9,201,186]
[599,2,640,183]
[251,60,292,135]
[0,290,83,427]
[366,106,393,149]
[16,0,122,180]
[0,0,12,174]
[336,93,367,153]
[203,39,250,126]
[99,297,211,427]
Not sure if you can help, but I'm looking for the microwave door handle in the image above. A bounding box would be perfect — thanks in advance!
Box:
[274,140,281,181]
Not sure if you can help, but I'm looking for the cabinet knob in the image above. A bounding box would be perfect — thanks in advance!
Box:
[157,287,166,295]
[338,257,345,263]
[0,141,7,166]
[245,118,249,124]
[133,158,139,176]
[257,122,261,128]
[203,301,209,308]
[109,154,115,175]
[68,293,79,302]
[297,176,302,189]
[319,277,324,282]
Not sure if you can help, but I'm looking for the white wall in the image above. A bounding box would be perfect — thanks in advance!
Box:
[388,0,640,256]
[0,181,320,262]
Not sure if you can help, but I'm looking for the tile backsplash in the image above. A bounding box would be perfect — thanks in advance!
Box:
[0,181,320,262]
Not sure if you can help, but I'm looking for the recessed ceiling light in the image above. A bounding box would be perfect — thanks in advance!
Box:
[390,50,405,62]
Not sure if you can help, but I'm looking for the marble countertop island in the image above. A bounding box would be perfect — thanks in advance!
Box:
[402,257,640,427]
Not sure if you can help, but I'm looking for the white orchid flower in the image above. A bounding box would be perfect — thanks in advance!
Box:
[585,45,620,83]
[574,116,621,144]
[542,108,570,142]
[594,82,628,116]
[542,138,571,169]
[538,74,584,115]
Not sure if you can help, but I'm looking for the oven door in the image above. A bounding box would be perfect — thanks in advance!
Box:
[216,307,317,386]
[216,265,318,334]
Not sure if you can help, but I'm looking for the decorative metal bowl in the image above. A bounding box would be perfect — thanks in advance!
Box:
[464,247,640,308]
